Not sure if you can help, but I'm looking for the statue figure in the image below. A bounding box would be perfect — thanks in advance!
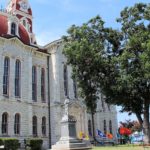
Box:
[64,97,70,116]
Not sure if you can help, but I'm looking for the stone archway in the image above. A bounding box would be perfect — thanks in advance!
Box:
[68,101,88,138]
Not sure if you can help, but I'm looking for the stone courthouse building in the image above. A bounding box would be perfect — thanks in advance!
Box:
[0,0,118,149]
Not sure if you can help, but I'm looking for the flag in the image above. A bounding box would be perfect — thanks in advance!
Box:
[85,134,89,140]
[96,129,106,138]
[78,131,85,139]
[79,131,83,139]
[106,133,113,139]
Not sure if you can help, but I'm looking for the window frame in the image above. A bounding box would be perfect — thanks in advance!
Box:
[15,60,21,98]
[3,57,10,96]
[42,117,46,136]
[11,22,16,35]
[41,68,46,103]
[14,113,20,135]
[32,66,37,102]
[2,112,8,135]
[32,116,38,137]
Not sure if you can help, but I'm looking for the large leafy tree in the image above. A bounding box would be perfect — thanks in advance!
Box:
[63,3,150,144]
[114,3,150,144]
[63,16,121,139]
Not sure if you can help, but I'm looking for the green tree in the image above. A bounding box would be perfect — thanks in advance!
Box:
[63,3,150,144]
[115,3,150,144]
[63,16,121,139]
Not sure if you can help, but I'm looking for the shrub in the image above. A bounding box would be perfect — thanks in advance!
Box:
[0,138,19,150]
[0,139,4,146]
[29,139,43,150]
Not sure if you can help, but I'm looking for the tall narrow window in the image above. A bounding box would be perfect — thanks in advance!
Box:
[2,112,8,134]
[104,120,107,134]
[32,66,37,101]
[14,114,20,135]
[107,104,111,111]
[64,65,68,97]
[41,68,45,102]
[3,57,10,96]
[101,98,105,112]
[15,60,21,97]
[32,116,37,136]
[11,23,16,35]
[42,117,46,136]
[73,79,77,99]
[109,120,112,134]
[88,120,92,136]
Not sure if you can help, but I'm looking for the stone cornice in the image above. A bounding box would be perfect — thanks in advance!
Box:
[0,36,49,58]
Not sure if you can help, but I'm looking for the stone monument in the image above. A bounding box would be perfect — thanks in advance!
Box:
[51,97,92,150]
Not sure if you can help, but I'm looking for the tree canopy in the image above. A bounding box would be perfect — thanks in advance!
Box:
[63,3,150,143]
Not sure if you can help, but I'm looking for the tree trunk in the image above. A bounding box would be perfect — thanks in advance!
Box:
[91,113,96,141]
[135,112,143,126]
[143,99,150,144]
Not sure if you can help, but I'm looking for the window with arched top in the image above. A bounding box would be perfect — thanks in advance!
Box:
[73,79,77,99]
[23,20,26,27]
[11,23,16,35]
[42,117,46,136]
[14,114,20,135]
[15,60,21,97]
[88,120,92,136]
[104,120,107,134]
[41,68,45,102]
[32,116,37,136]
[2,112,8,134]
[32,66,37,101]
[64,65,68,97]
[109,120,112,134]
[3,57,10,96]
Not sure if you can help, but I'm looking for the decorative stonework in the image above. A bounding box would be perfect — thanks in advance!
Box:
[51,98,92,150]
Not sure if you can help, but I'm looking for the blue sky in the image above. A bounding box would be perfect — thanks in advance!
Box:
[1,0,147,124]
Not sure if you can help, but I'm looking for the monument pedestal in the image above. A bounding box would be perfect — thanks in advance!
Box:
[51,98,92,150]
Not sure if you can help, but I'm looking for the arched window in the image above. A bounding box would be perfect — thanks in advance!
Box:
[88,120,92,136]
[104,120,107,134]
[101,98,105,112]
[14,114,20,135]
[73,79,77,99]
[32,116,37,136]
[107,104,111,111]
[64,65,68,97]
[32,66,37,101]
[109,120,112,134]
[11,23,16,35]
[15,60,21,97]
[42,117,46,136]
[3,57,10,96]
[23,20,26,27]
[41,68,45,102]
[2,112,8,134]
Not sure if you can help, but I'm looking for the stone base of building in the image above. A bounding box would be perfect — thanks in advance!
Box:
[51,137,92,150]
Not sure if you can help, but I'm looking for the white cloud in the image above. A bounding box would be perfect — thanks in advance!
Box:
[36,30,63,46]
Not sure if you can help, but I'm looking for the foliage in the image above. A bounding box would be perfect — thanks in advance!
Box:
[0,138,20,150]
[0,139,3,146]
[29,139,43,150]
[120,120,142,132]
[63,2,150,144]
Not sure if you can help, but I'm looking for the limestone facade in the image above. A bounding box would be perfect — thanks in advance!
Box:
[0,0,118,149]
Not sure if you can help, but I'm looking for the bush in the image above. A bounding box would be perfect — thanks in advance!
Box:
[0,139,4,146]
[0,138,19,150]
[29,139,43,150]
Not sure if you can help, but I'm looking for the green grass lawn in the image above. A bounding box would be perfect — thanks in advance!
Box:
[92,145,150,150]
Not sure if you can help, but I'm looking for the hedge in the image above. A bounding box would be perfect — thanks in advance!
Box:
[25,138,43,150]
[0,138,19,150]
